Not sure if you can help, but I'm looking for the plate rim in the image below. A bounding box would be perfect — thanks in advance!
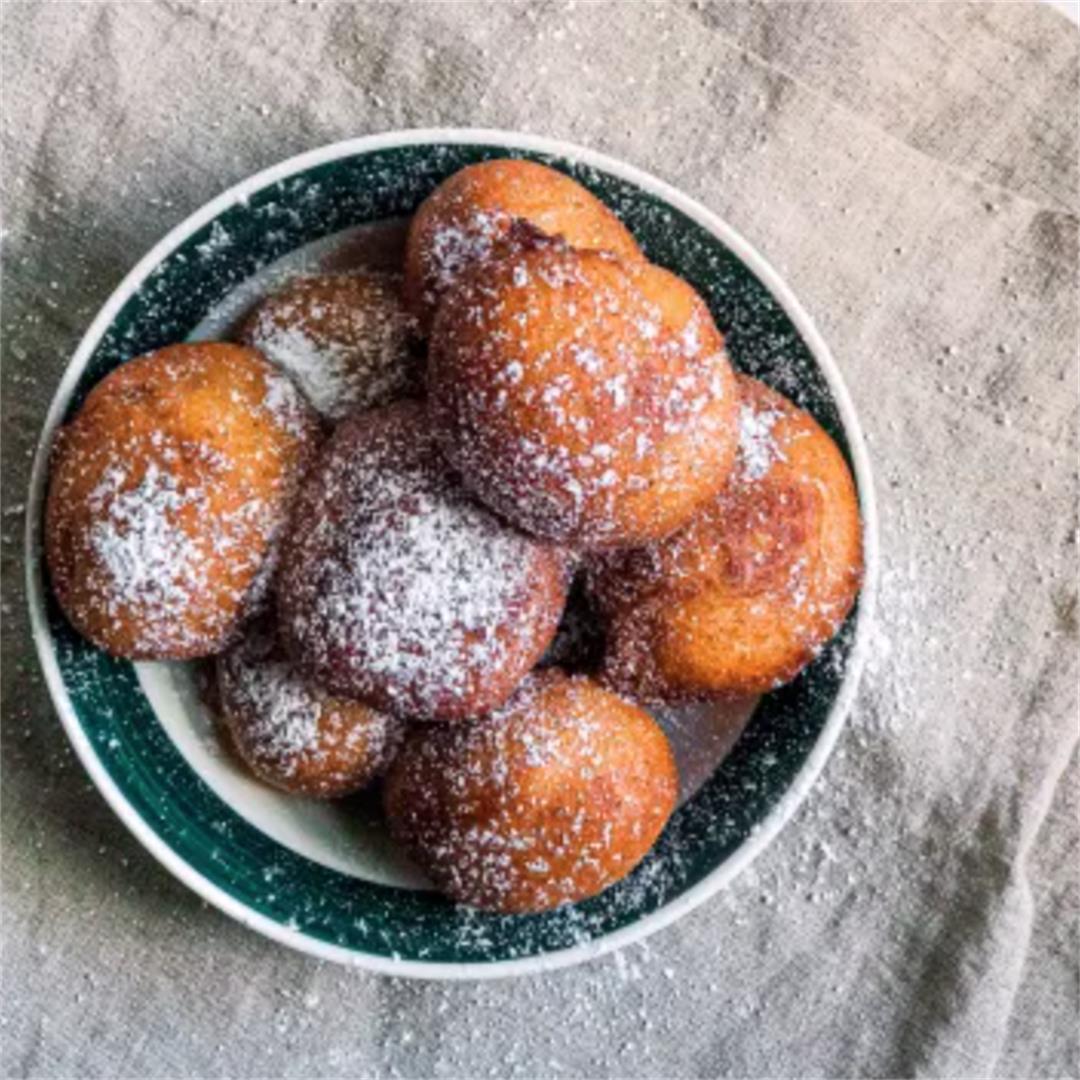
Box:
[24,127,880,980]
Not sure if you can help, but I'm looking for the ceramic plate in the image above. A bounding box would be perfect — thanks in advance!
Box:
[26,130,878,979]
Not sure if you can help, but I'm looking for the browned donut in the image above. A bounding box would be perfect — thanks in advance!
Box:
[45,343,319,659]
[428,237,739,548]
[276,400,571,721]
[238,272,418,420]
[383,670,678,913]
[216,625,403,798]
[589,375,864,701]
[404,158,643,335]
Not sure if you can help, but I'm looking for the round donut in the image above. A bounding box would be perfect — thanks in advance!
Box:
[383,670,678,913]
[238,272,418,420]
[428,236,739,548]
[404,158,643,335]
[590,375,863,701]
[277,400,571,721]
[45,343,319,660]
[216,624,403,798]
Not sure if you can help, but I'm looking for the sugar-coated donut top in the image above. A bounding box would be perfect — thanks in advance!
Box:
[220,628,335,767]
[278,401,568,718]
[429,239,737,546]
[46,343,318,659]
[240,272,415,420]
[596,376,855,608]
[425,207,508,307]
[660,377,847,602]
[407,671,653,788]
[730,378,860,615]
[405,158,643,333]
[217,626,399,792]
[735,395,787,482]
[385,670,678,912]
[591,375,863,700]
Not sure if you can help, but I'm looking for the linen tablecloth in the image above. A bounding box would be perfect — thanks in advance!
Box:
[1,3,1076,1077]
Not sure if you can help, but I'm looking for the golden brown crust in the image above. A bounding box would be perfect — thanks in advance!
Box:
[45,343,320,660]
[404,158,643,335]
[589,375,863,701]
[238,272,420,420]
[428,240,739,548]
[277,401,571,721]
[216,625,403,799]
[383,670,678,913]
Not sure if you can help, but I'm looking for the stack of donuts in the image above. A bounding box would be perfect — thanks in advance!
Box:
[46,160,863,915]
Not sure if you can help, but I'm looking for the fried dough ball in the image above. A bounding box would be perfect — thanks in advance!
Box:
[404,158,643,334]
[590,375,863,701]
[238,272,418,420]
[46,343,319,660]
[384,670,678,913]
[216,624,403,798]
[277,401,571,721]
[428,237,739,548]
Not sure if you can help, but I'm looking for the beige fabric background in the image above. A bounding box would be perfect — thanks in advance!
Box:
[1,2,1077,1078]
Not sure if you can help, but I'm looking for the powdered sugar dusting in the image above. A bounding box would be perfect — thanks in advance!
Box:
[47,343,319,658]
[318,474,526,692]
[217,626,402,797]
[242,273,415,420]
[222,640,325,768]
[737,402,786,481]
[593,375,862,703]
[261,366,315,437]
[430,241,738,546]
[88,462,210,627]
[386,672,677,912]
[279,402,567,719]
[426,209,507,302]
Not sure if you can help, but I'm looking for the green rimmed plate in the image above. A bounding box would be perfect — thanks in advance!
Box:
[26,130,879,979]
